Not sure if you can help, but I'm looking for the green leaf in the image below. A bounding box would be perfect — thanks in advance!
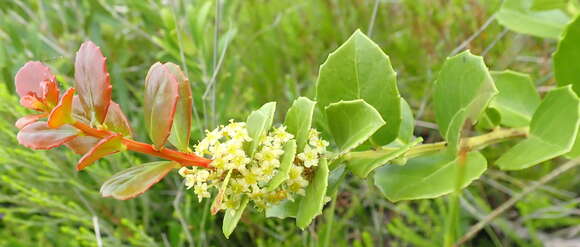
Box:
[222,196,249,238]
[476,108,501,130]
[144,63,179,149]
[266,140,297,191]
[325,100,385,153]
[496,86,580,170]
[346,138,423,178]
[166,62,193,152]
[296,158,329,229]
[553,16,580,95]
[396,98,415,144]
[100,161,179,200]
[489,70,541,127]
[496,0,570,39]
[434,51,498,153]
[211,170,232,215]
[284,97,316,153]
[565,131,580,158]
[316,30,401,145]
[245,102,276,157]
[531,0,568,10]
[265,199,299,219]
[374,151,487,202]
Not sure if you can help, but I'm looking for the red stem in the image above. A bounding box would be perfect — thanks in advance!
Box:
[73,121,212,168]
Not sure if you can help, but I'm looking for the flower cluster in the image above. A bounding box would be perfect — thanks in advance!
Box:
[178,120,328,212]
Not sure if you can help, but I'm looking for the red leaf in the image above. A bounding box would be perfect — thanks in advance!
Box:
[144,63,179,149]
[41,80,60,106]
[17,121,79,150]
[19,95,47,111]
[74,41,112,124]
[48,88,75,128]
[104,101,132,137]
[71,96,132,137]
[66,135,100,154]
[77,134,124,171]
[15,113,48,129]
[100,161,179,200]
[15,61,56,98]
[165,63,192,151]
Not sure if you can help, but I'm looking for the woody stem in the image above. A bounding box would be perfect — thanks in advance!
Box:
[72,121,212,168]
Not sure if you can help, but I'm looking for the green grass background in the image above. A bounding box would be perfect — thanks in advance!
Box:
[0,0,578,246]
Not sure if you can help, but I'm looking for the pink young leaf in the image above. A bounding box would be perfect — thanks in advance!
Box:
[104,101,132,137]
[66,136,100,155]
[41,80,60,106]
[19,95,47,111]
[77,135,125,171]
[48,88,75,128]
[144,63,179,149]
[15,61,56,98]
[15,113,48,129]
[17,121,79,150]
[100,161,180,200]
[74,41,112,124]
[165,62,193,151]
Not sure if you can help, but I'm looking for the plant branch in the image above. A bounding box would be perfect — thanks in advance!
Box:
[400,127,529,159]
[72,121,212,168]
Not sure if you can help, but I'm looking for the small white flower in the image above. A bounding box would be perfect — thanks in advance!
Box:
[194,182,211,202]
[297,145,319,168]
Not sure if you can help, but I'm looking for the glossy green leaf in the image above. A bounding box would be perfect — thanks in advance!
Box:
[144,63,179,149]
[74,41,112,124]
[476,108,501,130]
[496,0,570,39]
[396,98,415,144]
[266,140,297,191]
[222,196,249,238]
[284,97,316,152]
[566,131,580,158]
[265,199,299,219]
[245,102,276,156]
[346,138,422,178]
[100,161,179,200]
[532,0,568,10]
[489,70,541,127]
[316,30,400,145]
[374,151,487,202]
[166,62,193,151]
[325,100,385,153]
[296,158,329,229]
[434,51,497,153]
[553,16,580,95]
[497,86,580,170]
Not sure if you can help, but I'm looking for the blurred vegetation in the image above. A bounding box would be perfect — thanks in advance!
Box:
[0,0,578,246]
